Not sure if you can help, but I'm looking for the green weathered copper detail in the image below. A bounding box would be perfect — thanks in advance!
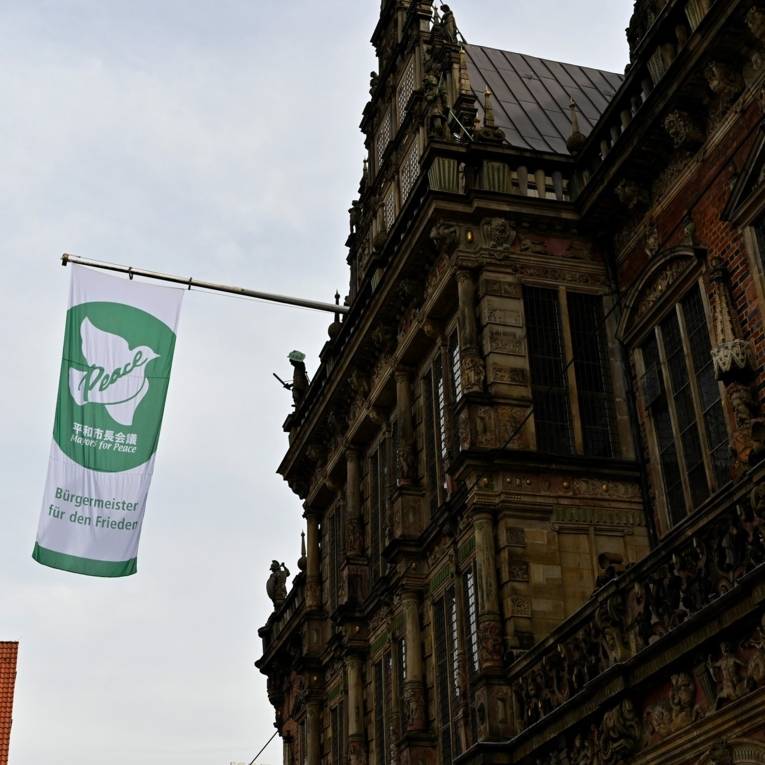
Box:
[458,536,476,564]
[430,562,454,594]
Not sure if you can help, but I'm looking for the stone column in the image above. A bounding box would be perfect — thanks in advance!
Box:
[347,656,368,765]
[402,591,427,732]
[395,369,416,485]
[456,269,485,394]
[474,511,503,670]
[305,511,321,610]
[345,449,363,556]
[306,701,321,765]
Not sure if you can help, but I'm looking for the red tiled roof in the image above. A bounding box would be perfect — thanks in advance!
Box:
[0,643,18,765]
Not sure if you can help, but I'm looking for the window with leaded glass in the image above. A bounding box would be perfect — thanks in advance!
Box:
[383,185,396,231]
[524,286,574,454]
[433,586,461,764]
[449,330,463,403]
[374,652,394,765]
[462,568,479,678]
[331,701,345,765]
[397,57,416,124]
[374,660,386,765]
[397,638,407,737]
[524,286,617,457]
[400,140,420,202]
[639,283,730,526]
[369,442,388,583]
[376,110,392,169]
[329,502,344,611]
[422,374,440,515]
[568,293,616,457]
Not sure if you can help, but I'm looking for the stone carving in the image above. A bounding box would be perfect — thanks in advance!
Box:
[708,641,749,707]
[599,699,641,765]
[645,671,704,743]
[348,738,368,765]
[423,72,451,141]
[482,217,517,250]
[514,489,765,732]
[404,681,427,731]
[663,109,705,149]
[645,221,660,258]
[289,351,309,407]
[369,70,379,96]
[705,61,744,112]
[615,179,649,210]
[709,259,755,382]
[707,743,734,765]
[636,258,690,319]
[430,220,460,256]
[744,613,765,686]
[267,561,290,606]
[478,621,503,667]
[669,672,701,728]
[461,355,486,394]
[747,6,765,44]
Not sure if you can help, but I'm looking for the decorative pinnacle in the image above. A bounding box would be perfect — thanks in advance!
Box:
[484,89,496,127]
[459,47,472,95]
[566,97,586,155]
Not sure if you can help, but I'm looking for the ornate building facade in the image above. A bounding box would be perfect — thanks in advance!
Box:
[257,3,765,765]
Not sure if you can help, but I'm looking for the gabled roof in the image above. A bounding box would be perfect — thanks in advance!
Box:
[465,44,623,155]
[0,643,18,765]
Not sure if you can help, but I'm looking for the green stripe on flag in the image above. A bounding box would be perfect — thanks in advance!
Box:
[32,543,137,578]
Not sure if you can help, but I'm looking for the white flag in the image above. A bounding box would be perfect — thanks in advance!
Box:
[34,265,184,577]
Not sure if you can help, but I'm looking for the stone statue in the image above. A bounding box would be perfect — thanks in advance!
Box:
[289,350,309,407]
[439,4,458,43]
[707,641,747,707]
[267,560,290,606]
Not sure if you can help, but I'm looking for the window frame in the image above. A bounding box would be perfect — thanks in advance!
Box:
[522,284,617,457]
[634,279,731,530]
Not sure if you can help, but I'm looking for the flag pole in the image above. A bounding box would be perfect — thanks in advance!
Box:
[62,253,350,316]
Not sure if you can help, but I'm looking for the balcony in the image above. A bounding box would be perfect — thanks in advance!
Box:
[506,462,764,751]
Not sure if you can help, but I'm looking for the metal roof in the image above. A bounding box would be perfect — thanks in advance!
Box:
[464,44,623,155]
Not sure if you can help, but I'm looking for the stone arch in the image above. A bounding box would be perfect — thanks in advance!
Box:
[617,246,703,344]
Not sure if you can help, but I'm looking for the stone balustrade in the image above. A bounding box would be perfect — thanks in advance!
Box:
[509,466,764,736]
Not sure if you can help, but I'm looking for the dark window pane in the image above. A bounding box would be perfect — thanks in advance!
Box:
[568,292,616,457]
[374,661,386,765]
[433,354,449,463]
[642,334,686,525]
[449,331,463,402]
[524,286,573,454]
[433,597,453,765]
[370,451,382,582]
[660,311,709,506]
[681,287,731,490]
[422,375,439,515]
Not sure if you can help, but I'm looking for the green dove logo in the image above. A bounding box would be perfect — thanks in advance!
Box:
[68,317,160,427]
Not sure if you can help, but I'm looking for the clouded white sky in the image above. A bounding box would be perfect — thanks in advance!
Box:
[0,2,632,763]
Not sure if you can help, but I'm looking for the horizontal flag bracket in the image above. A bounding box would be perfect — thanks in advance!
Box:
[61,253,350,316]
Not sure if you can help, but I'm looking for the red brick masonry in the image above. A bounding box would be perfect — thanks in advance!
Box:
[0,643,18,765]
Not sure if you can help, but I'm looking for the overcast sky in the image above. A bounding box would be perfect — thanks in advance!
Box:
[0,2,633,763]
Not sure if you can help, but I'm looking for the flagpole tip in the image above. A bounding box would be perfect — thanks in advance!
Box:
[61,253,71,267]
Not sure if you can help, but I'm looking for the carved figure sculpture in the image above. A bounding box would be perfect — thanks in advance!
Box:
[289,350,309,407]
[745,613,765,686]
[707,641,747,707]
[599,699,641,765]
[669,672,700,729]
[267,560,290,606]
